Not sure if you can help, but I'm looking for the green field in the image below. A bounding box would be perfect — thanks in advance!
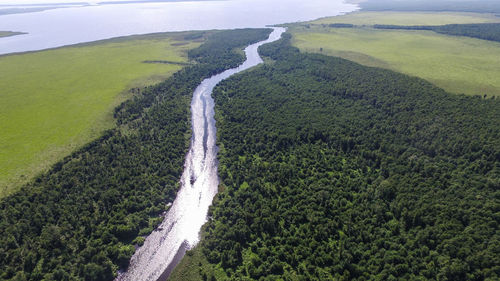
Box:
[312,11,500,26]
[290,12,500,98]
[0,33,202,198]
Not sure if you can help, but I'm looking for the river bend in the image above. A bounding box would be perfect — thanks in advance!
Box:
[116,27,285,281]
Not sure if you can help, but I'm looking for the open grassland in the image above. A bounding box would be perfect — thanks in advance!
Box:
[311,11,500,26]
[0,33,202,198]
[290,12,500,98]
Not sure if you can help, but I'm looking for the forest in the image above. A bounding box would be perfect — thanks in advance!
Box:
[374,23,500,42]
[0,28,271,281]
[327,24,355,28]
[2,24,500,281]
[182,33,500,280]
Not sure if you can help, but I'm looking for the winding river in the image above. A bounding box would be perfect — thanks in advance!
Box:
[116,27,285,281]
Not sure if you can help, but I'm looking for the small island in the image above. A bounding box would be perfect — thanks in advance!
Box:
[0,31,26,38]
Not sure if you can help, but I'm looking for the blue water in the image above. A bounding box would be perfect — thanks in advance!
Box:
[0,0,357,55]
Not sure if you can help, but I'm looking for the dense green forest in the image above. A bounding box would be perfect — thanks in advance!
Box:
[374,23,500,42]
[184,33,500,280]
[0,28,271,281]
[327,23,355,28]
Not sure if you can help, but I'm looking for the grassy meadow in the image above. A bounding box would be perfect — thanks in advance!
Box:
[289,12,500,97]
[0,32,202,198]
[312,11,500,26]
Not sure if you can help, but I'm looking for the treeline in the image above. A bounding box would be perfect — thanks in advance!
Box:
[374,24,434,30]
[328,23,355,28]
[190,33,500,280]
[0,28,271,281]
[374,23,500,42]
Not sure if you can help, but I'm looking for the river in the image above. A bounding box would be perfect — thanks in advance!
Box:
[115,27,286,281]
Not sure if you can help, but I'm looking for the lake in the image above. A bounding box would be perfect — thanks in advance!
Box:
[0,0,358,55]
